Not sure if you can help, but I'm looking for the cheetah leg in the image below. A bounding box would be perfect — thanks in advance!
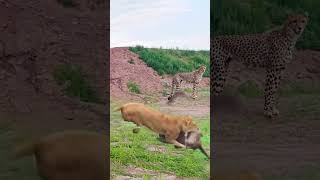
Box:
[192,82,198,99]
[264,68,282,118]
[168,79,176,100]
[175,80,181,92]
[212,55,229,96]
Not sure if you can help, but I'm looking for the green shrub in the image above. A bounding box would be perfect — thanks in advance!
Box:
[129,46,210,77]
[53,64,100,103]
[237,80,263,98]
[127,80,141,94]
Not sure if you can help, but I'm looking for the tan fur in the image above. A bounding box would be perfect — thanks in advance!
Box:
[116,102,199,148]
[12,130,108,180]
[213,171,263,180]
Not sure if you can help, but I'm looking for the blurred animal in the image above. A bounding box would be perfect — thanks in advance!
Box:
[11,130,108,180]
[159,130,210,158]
[167,91,189,105]
[115,102,199,148]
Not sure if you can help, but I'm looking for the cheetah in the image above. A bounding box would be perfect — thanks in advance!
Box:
[168,65,206,100]
[211,13,308,118]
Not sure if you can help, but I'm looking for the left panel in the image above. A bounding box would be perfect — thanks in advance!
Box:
[0,1,109,179]
[110,0,211,179]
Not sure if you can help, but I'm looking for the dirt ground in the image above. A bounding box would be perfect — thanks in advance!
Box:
[213,50,320,178]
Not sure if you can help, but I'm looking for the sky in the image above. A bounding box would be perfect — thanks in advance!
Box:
[110,0,210,50]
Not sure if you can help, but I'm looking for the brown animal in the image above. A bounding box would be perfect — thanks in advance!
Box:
[212,171,263,180]
[159,131,210,158]
[11,130,108,180]
[115,102,199,148]
[167,91,189,105]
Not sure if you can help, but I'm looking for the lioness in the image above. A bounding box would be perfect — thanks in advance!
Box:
[11,130,108,180]
[115,102,199,148]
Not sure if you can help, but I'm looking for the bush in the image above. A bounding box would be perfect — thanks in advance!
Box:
[53,64,100,103]
[237,80,263,98]
[127,80,141,94]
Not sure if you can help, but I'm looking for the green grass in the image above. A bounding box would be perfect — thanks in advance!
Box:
[110,102,210,179]
[127,80,141,94]
[129,46,210,77]
[237,80,263,98]
[53,64,101,103]
[212,0,320,49]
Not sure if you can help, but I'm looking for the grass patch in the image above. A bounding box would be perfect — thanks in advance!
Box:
[127,80,141,94]
[110,102,210,179]
[129,46,210,77]
[212,0,320,49]
[237,81,263,98]
[53,64,101,103]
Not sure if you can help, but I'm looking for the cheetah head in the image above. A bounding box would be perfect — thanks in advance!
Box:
[284,13,308,36]
[198,65,206,73]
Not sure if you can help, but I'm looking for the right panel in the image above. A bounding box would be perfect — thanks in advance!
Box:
[212,0,320,179]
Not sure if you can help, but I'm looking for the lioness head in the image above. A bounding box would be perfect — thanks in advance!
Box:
[181,115,199,132]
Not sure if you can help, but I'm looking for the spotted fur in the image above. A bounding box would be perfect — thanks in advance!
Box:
[168,65,206,100]
[211,13,308,118]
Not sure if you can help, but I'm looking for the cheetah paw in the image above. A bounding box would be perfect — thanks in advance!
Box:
[272,108,279,116]
[264,108,279,119]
